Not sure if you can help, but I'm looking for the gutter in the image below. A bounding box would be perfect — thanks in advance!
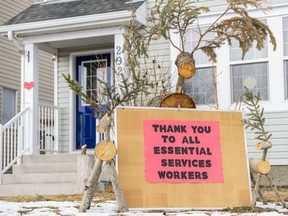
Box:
[0,6,147,37]
[7,31,24,54]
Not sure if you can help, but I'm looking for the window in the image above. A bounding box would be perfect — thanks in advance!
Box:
[183,27,216,105]
[184,27,215,64]
[230,20,269,102]
[82,60,107,105]
[2,87,16,124]
[184,67,216,105]
[283,17,288,99]
[231,62,269,102]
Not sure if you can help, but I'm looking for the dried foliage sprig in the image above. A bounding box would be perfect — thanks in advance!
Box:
[124,0,276,64]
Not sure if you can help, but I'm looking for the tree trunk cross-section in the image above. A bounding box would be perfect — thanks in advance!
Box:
[249,158,271,175]
[95,140,117,161]
[147,93,196,109]
[175,52,196,79]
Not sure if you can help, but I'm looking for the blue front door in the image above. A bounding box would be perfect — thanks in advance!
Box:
[76,53,111,149]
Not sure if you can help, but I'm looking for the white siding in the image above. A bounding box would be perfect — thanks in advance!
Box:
[246,111,288,165]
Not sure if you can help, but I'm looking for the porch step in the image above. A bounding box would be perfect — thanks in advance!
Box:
[0,183,78,196]
[12,163,77,174]
[0,154,80,196]
[22,154,79,164]
[2,173,76,184]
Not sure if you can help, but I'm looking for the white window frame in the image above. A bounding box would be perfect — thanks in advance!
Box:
[283,16,288,99]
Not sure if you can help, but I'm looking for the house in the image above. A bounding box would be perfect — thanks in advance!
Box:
[0,0,287,196]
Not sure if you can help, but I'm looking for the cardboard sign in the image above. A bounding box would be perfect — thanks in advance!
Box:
[144,120,223,183]
[116,107,251,208]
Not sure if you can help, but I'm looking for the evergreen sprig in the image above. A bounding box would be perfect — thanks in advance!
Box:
[243,87,272,141]
[62,73,148,118]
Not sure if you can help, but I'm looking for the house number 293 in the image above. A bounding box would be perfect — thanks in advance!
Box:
[115,45,123,74]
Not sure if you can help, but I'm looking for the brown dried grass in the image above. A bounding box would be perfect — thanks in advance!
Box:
[0,185,286,204]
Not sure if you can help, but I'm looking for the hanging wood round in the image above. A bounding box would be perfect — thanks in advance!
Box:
[95,140,117,161]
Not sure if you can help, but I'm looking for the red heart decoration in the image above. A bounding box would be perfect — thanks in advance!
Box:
[24,81,34,90]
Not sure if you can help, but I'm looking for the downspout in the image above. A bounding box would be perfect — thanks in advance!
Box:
[7,31,25,111]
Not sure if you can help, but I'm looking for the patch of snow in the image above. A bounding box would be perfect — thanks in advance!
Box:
[0,200,287,215]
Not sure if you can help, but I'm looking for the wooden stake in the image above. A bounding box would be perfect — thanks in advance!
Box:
[265,174,288,208]
[81,144,87,155]
[251,173,262,207]
[107,160,129,212]
[79,158,103,212]
[250,173,267,204]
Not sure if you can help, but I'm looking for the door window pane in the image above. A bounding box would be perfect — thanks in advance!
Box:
[231,62,269,102]
[82,60,107,105]
[184,67,216,105]
[2,88,16,124]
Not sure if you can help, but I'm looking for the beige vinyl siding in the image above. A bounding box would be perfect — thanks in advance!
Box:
[0,1,32,123]
[39,50,54,104]
[0,37,21,89]
[57,51,70,153]
[0,1,32,25]
[0,0,54,111]
[246,111,288,165]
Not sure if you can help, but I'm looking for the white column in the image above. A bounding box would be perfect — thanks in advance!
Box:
[114,30,126,75]
[23,43,39,155]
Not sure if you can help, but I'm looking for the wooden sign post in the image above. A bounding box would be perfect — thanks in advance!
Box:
[115,107,251,208]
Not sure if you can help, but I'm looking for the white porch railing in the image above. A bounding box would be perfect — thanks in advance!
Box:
[39,103,59,154]
[0,106,29,183]
[0,103,59,183]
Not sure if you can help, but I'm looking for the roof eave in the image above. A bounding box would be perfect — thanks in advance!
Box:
[0,5,147,37]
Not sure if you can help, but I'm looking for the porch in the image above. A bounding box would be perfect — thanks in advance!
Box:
[0,103,97,196]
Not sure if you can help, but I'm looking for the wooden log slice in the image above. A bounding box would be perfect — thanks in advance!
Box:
[249,158,271,174]
[175,52,196,79]
[147,93,196,109]
[96,113,111,133]
[95,141,117,161]
[255,141,272,151]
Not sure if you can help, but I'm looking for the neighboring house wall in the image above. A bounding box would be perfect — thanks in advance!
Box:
[0,0,54,124]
